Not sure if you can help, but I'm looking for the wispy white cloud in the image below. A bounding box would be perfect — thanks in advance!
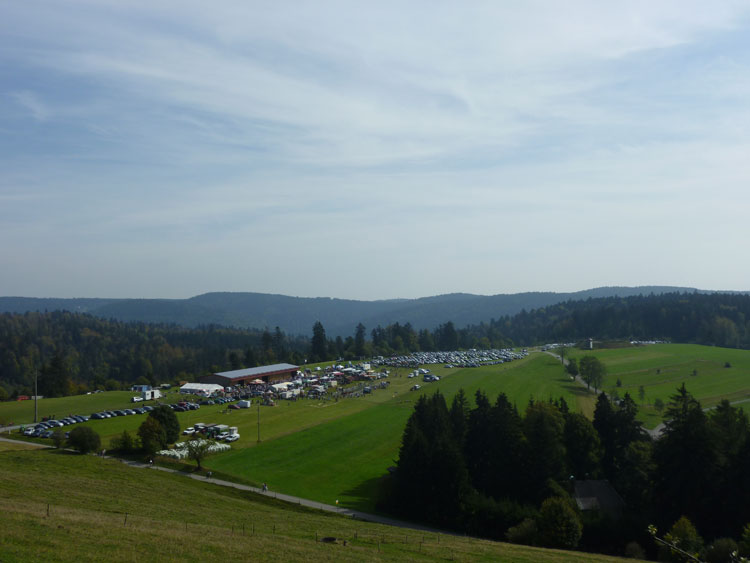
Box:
[1,1,750,299]
[11,90,50,121]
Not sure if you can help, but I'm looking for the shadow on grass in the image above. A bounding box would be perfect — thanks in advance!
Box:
[46,448,79,455]
[339,475,386,514]
[558,379,595,397]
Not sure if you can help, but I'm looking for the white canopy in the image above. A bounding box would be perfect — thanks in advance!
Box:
[180,383,224,396]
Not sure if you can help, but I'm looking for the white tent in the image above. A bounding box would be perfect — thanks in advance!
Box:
[180,383,224,396]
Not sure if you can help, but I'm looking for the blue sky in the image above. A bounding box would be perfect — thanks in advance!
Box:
[2,1,750,300]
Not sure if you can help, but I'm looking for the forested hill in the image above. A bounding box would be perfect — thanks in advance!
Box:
[469,291,750,348]
[0,312,308,398]
[3,291,750,397]
[0,285,725,337]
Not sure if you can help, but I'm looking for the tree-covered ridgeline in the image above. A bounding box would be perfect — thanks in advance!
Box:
[341,292,750,357]
[383,386,750,557]
[4,291,750,397]
[0,311,308,397]
[480,291,750,348]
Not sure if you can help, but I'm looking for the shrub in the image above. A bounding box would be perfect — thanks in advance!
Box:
[659,516,703,562]
[705,537,738,563]
[67,426,101,454]
[739,523,750,557]
[537,497,582,549]
[109,430,136,453]
[138,417,166,456]
[625,541,646,559]
[506,518,538,546]
[51,428,66,449]
[148,406,180,444]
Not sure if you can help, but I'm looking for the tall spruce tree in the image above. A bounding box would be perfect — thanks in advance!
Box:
[310,321,327,362]
[593,392,618,478]
[486,393,528,501]
[465,390,494,494]
[653,384,718,534]
[523,401,567,501]
[449,389,469,448]
[564,412,601,480]
[393,391,469,527]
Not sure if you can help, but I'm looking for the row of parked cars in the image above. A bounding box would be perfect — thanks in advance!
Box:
[197,396,238,406]
[90,405,155,419]
[165,401,202,412]
[23,414,91,437]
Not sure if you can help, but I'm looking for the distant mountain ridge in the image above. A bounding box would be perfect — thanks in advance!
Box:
[0,286,741,337]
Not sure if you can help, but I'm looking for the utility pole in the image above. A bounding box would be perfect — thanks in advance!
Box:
[34,370,38,423]
[257,399,261,443]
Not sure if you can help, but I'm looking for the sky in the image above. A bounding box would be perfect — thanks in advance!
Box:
[2,1,750,300]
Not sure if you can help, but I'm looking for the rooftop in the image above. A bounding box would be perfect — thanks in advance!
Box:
[214,363,299,380]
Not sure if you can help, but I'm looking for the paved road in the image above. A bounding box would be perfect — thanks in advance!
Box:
[115,457,443,533]
[0,433,441,532]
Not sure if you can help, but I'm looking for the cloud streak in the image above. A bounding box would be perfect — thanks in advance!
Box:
[1,1,750,300]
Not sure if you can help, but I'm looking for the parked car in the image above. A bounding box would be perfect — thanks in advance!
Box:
[410,384,421,391]
[225,434,239,442]
[183,427,195,435]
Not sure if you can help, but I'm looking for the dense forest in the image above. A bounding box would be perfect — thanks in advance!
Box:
[0,312,308,398]
[3,292,750,398]
[0,286,706,337]
[477,292,750,349]
[382,387,750,559]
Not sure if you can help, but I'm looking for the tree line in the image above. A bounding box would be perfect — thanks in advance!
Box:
[5,291,750,398]
[312,292,750,360]
[0,311,308,398]
[381,385,750,558]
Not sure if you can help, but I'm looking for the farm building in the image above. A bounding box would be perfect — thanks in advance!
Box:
[573,480,625,519]
[200,363,300,387]
[179,383,224,396]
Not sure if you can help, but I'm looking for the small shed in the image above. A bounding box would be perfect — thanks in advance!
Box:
[573,480,625,519]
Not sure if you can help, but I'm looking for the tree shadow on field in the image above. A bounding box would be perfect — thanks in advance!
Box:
[339,475,385,513]
[557,377,595,398]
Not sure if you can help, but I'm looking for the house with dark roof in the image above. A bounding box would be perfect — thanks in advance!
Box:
[573,480,625,519]
[199,363,299,386]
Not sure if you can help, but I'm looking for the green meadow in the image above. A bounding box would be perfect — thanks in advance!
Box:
[209,353,596,511]
[0,391,137,426]
[14,344,749,514]
[1,353,597,510]
[0,448,635,562]
[568,343,750,428]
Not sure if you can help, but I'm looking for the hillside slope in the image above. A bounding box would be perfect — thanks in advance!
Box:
[0,285,718,336]
[0,447,636,562]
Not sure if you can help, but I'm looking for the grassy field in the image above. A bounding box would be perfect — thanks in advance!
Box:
[0,354,599,511]
[0,439,43,452]
[0,391,140,425]
[568,343,750,428]
[0,448,637,562]
[208,353,597,511]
